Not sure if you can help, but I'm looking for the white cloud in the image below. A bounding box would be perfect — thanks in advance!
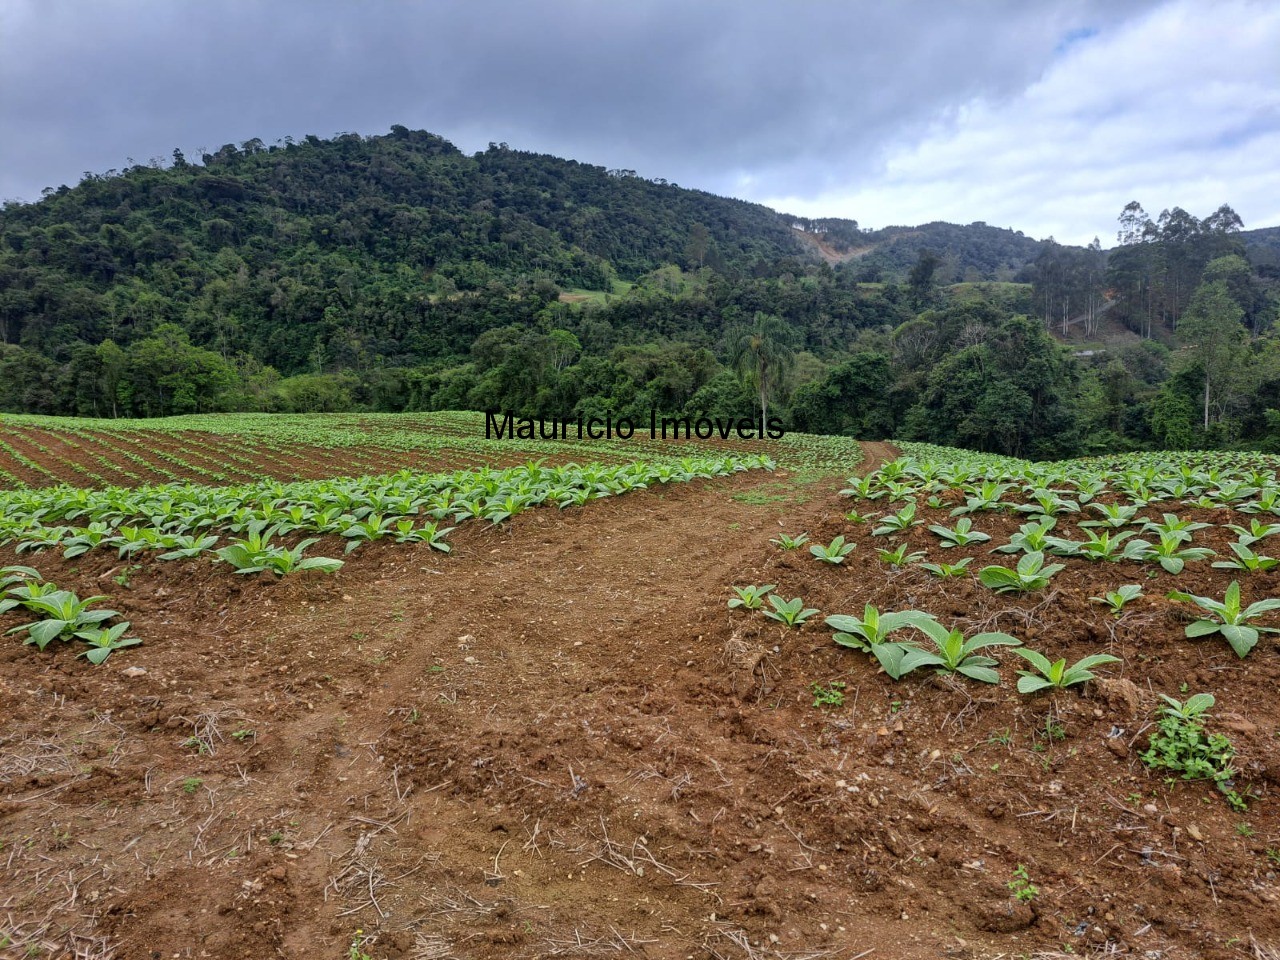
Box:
[759,0,1280,245]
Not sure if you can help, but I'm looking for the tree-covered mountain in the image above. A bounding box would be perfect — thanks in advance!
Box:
[1,126,1277,458]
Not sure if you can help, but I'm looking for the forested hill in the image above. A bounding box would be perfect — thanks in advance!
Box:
[15,127,1279,462]
[0,127,1056,360]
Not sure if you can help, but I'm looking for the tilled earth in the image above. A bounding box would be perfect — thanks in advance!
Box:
[1,441,1278,959]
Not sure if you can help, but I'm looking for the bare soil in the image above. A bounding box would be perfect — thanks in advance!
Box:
[2,441,1278,959]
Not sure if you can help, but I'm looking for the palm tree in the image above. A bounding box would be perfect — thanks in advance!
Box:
[730,312,795,427]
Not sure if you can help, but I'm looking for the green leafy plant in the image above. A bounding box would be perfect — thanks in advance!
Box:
[920,558,972,578]
[809,681,846,709]
[7,591,120,651]
[1007,864,1038,902]
[1140,532,1215,574]
[1167,580,1280,658]
[992,518,1056,555]
[825,605,930,652]
[1090,584,1143,616]
[1224,518,1280,546]
[75,621,142,664]
[60,521,119,559]
[1140,693,1244,808]
[770,532,809,550]
[978,552,1063,593]
[926,517,990,548]
[215,532,343,576]
[1012,649,1121,693]
[872,501,921,536]
[1072,529,1150,563]
[809,535,855,564]
[157,533,219,560]
[0,565,43,615]
[877,544,925,568]
[391,519,453,551]
[893,618,1022,683]
[727,584,775,611]
[1079,502,1140,529]
[762,595,819,628]
[1212,542,1280,573]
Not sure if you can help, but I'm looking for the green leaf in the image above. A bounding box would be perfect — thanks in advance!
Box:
[1016,674,1054,694]
[958,664,1000,684]
[1185,619,1222,638]
[1219,624,1258,658]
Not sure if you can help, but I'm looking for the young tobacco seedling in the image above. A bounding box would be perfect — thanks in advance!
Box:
[1079,502,1141,529]
[1090,584,1143,616]
[7,591,119,651]
[926,517,990,548]
[810,535,855,564]
[877,544,925,569]
[1142,532,1215,574]
[75,621,142,664]
[1167,580,1280,658]
[1212,542,1280,573]
[1224,519,1280,546]
[762,595,819,628]
[892,618,1022,683]
[728,584,776,611]
[1012,649,1121,694]
[391,520,453,552]
[871,502,922,536]
[920,558,972,578]
[825,605,931,652]
[770,532,810,550]
[978,552,1064,593]
[992,518,1056,555]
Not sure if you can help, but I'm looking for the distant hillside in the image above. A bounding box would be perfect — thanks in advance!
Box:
[1243,225,1280,276]
[855,221,1047,282]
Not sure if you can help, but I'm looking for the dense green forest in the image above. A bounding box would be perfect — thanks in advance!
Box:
[1,127,1277,456]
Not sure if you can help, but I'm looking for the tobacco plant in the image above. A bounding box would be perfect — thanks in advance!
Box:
[810,535,855,564]
[872,502,921,536]
[877,544,925,568]
[890,619,1022,683]
[926,517,990,548]
[920,558,972,578]
[762,595,819,628]
[728,584,775,611]
[1012,649,1121,693]
[1212,542,1280,573]
[7,590,120,650]
[1167,580,1280,658]
[978,552,1063,593]
[825,605,930,652]
[75,621,142,664]
[1090,584,1143,616]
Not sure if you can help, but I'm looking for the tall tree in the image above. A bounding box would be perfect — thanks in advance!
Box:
[1177,280,1249,430]
[730,312,795,426]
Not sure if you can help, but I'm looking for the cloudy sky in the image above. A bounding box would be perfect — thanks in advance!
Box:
[2,0,1276,245]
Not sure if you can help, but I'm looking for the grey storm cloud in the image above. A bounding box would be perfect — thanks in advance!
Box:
[3,0,1276,242]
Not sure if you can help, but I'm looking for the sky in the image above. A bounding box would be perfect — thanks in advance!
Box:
[1,0,1277,246]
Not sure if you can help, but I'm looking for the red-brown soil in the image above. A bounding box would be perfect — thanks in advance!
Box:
[2,442,1278,959]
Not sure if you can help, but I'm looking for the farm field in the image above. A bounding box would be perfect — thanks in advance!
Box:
[2,427,1279,959]
[0,412,855,489]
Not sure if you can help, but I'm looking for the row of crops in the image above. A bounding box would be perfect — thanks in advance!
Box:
[729,445,1280,811]
[1,453,774,664]
[0,412,865,489]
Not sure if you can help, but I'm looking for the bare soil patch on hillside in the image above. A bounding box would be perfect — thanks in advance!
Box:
[2,444,1278,959]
